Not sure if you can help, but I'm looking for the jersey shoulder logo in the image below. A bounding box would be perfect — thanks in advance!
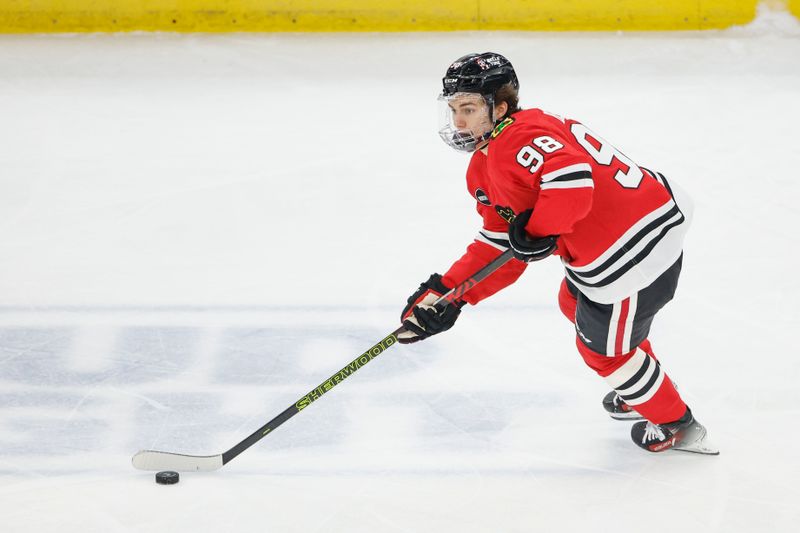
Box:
[494,205,516,223]
[491,117,515,139]
[474,188,491,206]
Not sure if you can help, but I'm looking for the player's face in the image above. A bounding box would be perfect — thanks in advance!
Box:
[447,94,492,139]
[438,92,508,152]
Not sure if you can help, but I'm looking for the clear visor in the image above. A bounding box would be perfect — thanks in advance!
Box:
[437,92,494,153]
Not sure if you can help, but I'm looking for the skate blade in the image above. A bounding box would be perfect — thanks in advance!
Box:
[609,411,645,421]
[673,443,720,455]
[672,429,719,455]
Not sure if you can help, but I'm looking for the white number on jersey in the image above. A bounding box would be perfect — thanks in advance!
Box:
[533,136,563,154]
[516,136,563,173]
[570,123,643,189]
[516,145,544,173]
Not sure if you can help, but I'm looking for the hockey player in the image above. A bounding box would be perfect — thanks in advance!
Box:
[398,52,717,455]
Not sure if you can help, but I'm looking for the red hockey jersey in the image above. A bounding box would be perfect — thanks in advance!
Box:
[442,108,693,305]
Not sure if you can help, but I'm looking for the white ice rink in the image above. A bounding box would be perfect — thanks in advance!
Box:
[1,6,799,532]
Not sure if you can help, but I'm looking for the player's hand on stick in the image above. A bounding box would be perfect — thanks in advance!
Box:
[397,273,464,344]
[508,209,558,263]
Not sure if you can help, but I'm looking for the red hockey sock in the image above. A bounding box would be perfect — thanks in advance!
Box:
[576,339,686,424]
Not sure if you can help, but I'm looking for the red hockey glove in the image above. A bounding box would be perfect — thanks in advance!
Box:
[398,273,464,344]
[508,209,558,263]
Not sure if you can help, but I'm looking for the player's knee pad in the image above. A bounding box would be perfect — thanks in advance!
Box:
[575,337,635,375]
[558,278,577,324]
[638,338,654,358]
[575,338,654,376]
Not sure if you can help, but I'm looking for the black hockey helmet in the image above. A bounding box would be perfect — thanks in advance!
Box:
[441,52,519,98]
[438,52,519,152]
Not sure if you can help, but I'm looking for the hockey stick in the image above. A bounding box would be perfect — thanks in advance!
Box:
[132,248,515,472]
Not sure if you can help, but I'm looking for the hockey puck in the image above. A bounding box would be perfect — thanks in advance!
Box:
[155,471,179,485]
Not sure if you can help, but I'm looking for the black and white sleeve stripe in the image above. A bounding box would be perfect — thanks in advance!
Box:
[642,167,676,198]
[540,163,593,191]
[476,229,510,251]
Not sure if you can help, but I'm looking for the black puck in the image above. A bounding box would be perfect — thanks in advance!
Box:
[155,471,179,485]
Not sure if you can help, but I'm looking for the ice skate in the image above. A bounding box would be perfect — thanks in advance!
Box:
[602,390,644,420]
[631,408,719,455]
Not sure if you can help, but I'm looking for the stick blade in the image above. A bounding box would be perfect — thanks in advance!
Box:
[132,450,224,472]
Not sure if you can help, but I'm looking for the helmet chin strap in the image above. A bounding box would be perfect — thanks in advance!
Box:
[485,93,496,122]
[475,130,492,148]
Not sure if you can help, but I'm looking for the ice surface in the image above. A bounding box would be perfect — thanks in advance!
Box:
[1,8,800,533]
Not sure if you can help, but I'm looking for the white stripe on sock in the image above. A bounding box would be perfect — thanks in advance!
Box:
[604,348,647,389]
[624,369,665,406]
